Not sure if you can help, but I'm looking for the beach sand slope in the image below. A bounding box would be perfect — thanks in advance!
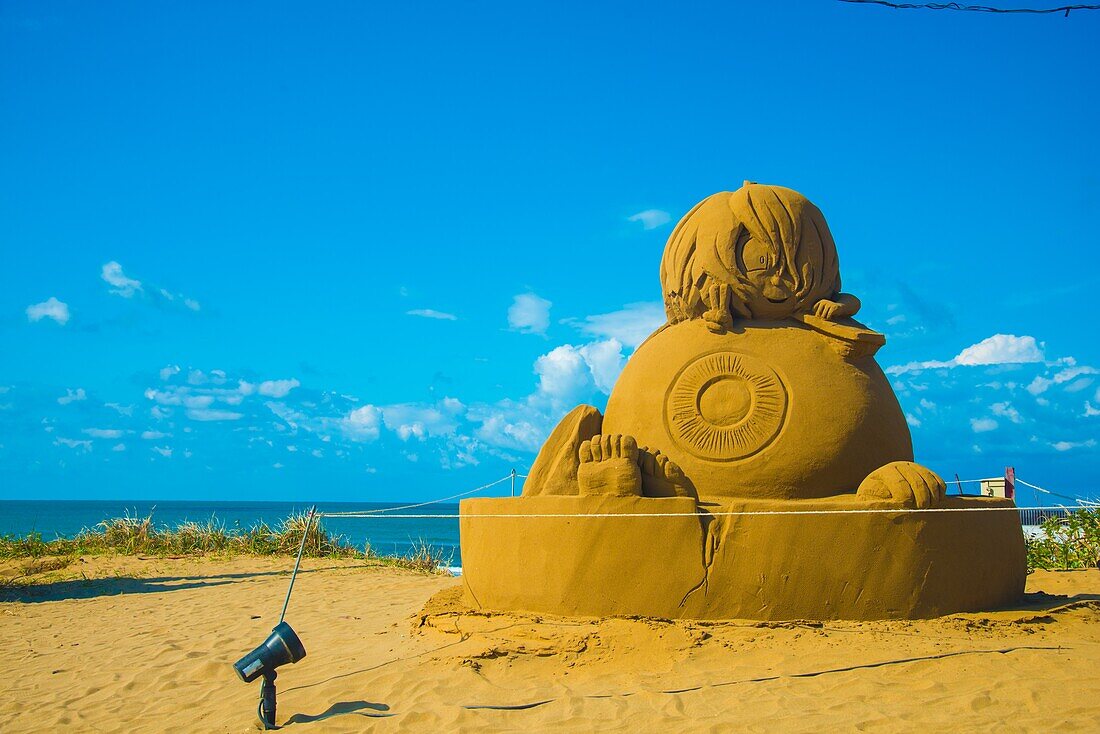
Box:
[2,556,1098,732]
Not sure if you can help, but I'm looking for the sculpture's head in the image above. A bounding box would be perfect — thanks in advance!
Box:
[660,182,841,323]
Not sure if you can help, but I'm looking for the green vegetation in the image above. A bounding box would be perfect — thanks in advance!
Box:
[1026,508,1100,572]
[0,512,452,574]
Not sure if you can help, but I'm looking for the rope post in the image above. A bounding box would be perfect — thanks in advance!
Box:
[278,505,316,626]
[510,468,517,497]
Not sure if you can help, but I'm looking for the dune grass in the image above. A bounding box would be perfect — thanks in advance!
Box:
[1025,507,1100,572]
[0,511,452,580]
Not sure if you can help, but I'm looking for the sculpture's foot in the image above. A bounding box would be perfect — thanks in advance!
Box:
[578,434,642,497]
[639,447,697,499]
[857,461,946,509]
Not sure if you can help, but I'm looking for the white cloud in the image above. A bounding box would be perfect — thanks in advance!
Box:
[905,413,922,427]
[159,365,181,381]
[627,209,672,230]
[82,428,124,439]
[579,339,626,394]
[183,395,214,409]
[103,262,200,310]
[508,293,552,336]
[258,379,300,398]
[466,341,605,452]
[186,408,243,421]
[533,345,591,407]
[341,405,382,441]
[105,402,134,416]
[955,335,1044,366]
[58,388,86,405]
[1084,402,1100,417]
[111,443,126,452]
[145,388,180,405]
[888,334,1045,375]
[1026,376,1052,396]
[101,261,143,297]
[54,437,92,451]
[141,430,170,440]
[573,302,665,349]
[990,402,1023,424]
[970,417,998,433]
[406,309,457,321]
[381,400,465,442]
[1051,439,1097,452]
[469,406,547,452]
[1053,366,1099,384]
[152,445,172,457]
[26,297,70,325]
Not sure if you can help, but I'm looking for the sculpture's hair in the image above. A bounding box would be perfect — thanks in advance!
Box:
[660,183,841,324]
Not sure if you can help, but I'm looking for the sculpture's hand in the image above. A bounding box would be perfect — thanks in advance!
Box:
[811,293,861,321]
[857,461,946,509]
[701,283,734,333]
[812,298,843,320]
[667,285,703,323]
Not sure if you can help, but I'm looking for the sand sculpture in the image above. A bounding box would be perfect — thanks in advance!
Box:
[461,182,1025,621]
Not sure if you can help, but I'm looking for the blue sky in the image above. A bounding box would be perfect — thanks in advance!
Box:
[2,1,1098,502]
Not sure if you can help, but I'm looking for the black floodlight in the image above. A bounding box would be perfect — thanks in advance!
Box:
[233,622,306,729]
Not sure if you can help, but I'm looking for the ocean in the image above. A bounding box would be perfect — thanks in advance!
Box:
[0,500,464,565]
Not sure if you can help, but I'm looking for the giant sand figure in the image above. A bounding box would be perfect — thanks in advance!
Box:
[460,182,1025,621]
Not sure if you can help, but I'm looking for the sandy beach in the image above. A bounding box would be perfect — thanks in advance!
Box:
[2,556,1098,733]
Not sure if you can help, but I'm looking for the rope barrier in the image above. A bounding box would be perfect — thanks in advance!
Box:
[319,474,522,517]
[318,504,1081,521]
[1015,478,1097,505]
[310,472,1094,521]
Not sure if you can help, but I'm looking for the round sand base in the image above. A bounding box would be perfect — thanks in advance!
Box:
[458,495,1026,621]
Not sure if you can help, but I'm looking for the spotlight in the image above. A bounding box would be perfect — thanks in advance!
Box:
[233,622,306,729]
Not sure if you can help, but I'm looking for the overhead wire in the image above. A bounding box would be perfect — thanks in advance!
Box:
[838,0,1100,14]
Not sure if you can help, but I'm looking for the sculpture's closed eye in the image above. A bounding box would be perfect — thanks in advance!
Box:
[741,238,770,272]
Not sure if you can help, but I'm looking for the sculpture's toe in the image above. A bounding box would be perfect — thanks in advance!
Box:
[576,434,642,497]
[637,449,697,500]
[620,434,638,461]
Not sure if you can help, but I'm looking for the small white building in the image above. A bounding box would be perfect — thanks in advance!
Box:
[980,477,1009,498]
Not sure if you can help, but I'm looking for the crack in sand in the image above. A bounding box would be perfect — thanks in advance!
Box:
[460,645,1067,710]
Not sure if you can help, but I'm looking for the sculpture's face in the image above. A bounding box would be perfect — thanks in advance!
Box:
[736,230,800,320]
[660,184,842,325]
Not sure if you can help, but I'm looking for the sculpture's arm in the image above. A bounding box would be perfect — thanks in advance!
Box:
[810,292,861,321]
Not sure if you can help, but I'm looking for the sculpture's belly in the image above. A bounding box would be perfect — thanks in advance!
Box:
[602,320,912,499]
